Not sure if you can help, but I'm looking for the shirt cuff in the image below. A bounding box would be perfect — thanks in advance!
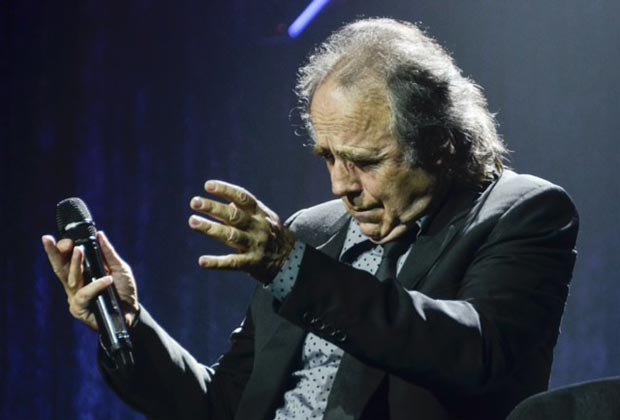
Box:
[268,240,306,301]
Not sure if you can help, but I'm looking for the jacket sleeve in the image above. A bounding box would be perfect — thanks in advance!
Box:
[276,184,578,396]
[98,305,255,420]
[96,208,312,419]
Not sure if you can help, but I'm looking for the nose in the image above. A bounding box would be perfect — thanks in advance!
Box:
[329,159,361,198]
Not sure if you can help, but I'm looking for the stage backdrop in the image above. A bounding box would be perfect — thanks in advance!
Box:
[2,1,620,418]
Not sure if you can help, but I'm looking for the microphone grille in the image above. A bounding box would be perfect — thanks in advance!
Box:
[56,197,97,240]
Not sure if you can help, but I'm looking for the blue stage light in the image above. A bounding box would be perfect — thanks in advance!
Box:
[288,0,331,39]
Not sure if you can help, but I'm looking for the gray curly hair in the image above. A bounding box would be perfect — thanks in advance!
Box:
[296,18,508,186]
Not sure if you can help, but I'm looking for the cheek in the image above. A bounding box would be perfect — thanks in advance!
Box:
[379,169,421,210]
[381,184,408,211]
[357,172,383,200]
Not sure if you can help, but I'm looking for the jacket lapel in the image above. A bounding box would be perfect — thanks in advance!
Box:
[399,222,461,290]
[315,214,350,255]
[399,182,493,291]
[234,290,306,420]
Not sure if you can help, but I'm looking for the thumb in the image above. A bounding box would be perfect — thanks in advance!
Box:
[97,231,125,269]
[71,275,114,327]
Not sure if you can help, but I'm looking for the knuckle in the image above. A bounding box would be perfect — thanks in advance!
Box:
[71,293,81,306]
[68,301,78,317]
[237,190,254,207]
[238,194,250,206]
[75,289,88,303]
[254,230,269,245]
[229,205,241,224]
[248,252,261,265]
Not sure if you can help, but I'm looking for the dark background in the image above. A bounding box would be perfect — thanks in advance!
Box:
[2,1,619,418]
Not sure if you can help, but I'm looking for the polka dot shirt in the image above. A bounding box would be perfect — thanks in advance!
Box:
[270,220,413,419]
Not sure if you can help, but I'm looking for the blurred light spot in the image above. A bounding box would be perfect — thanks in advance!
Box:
[288,0,331,39]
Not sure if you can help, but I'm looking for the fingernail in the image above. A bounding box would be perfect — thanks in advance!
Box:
[189,215,201,228]
[191,196,202,209]
[205,181,216,192]
[58,239,73,250]
[199,256,209,266]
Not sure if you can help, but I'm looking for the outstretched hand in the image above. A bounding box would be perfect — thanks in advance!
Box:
[189,180,295,284]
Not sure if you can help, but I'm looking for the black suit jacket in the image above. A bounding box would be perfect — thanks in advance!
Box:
[100,170,579,420]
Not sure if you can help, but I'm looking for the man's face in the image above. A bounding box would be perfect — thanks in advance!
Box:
[310,79,436,244]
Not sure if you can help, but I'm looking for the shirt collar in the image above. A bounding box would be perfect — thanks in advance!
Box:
[339,216,427,258]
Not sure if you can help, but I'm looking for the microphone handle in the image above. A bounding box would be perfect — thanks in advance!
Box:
[78,236,134,371]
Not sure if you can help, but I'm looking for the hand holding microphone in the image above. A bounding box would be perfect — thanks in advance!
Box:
[42,198,139,372]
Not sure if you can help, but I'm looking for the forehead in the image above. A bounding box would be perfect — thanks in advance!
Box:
[310,79,395,150]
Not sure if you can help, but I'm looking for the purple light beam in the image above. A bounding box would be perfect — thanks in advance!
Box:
[288,0,332,39]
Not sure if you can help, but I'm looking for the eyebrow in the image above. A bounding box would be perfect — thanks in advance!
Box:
[312,145,330,156]
[312,145,387,161]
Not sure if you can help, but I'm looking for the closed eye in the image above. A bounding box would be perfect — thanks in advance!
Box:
[351,158,381,170]
[313,149,335,164]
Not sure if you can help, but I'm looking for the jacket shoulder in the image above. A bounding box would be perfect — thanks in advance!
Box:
[474,170,577,222]
[285,199,348,247]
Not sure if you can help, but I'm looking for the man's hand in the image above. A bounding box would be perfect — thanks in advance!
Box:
[41,231,140,330]
[189,180,295,284]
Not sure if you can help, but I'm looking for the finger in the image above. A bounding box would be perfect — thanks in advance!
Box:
[189,215,250,250]
[204,180,257,211]
[42,234,61,264]
[97,231,126,269]
[42,235,71,279]
[198,253,255,270]
[72,276,114,312]
[191,196,251,228]
[41,234,57,250]
[67,246,85,290]
[57,238,74,253]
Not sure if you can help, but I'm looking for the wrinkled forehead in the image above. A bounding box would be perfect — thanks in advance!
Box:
[309,78,393,138]
[308,78,405,158]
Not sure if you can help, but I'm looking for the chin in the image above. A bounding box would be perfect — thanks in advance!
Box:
[360,219,413,244]
[358,222,385,242]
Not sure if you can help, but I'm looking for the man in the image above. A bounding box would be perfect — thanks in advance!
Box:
[42,18,578,420]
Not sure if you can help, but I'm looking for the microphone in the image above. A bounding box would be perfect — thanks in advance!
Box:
[56,197,134,373]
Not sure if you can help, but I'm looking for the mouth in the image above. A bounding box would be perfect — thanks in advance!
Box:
[346,205,383,223]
